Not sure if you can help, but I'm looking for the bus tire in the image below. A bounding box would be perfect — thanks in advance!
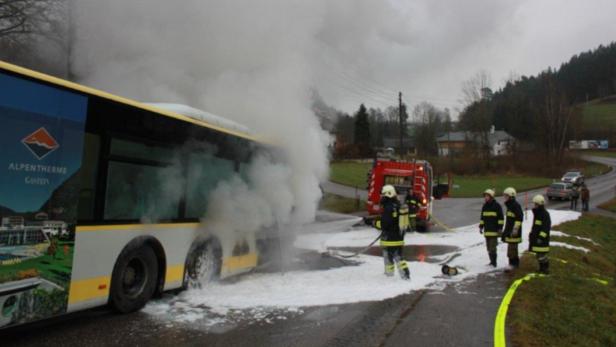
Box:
[184,239,222,289]
[109,244,159,313]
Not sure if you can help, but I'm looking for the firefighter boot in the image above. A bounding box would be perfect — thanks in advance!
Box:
[401,268,410,280]
[489,252,497,267]
[513,257,520,268]
[539,261,550,274]
[504,258,514,272]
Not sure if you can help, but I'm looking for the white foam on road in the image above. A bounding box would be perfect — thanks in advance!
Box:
[144,209,583,327]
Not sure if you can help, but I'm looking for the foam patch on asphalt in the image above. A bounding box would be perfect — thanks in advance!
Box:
[144,209,582,328]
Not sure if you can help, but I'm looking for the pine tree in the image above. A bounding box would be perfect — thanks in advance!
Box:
[354,104,371,157]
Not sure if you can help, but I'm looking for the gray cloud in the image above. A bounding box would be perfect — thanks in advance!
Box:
[71,0,616,118]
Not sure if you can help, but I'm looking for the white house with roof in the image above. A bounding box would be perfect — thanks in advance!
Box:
[436,126,515,157]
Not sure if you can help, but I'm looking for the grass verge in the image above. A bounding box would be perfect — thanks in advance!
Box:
[508,214,616,347]
[329,159,609,198]
[598,197,616,213]
[330,161,372,188]
[450,176,552,198]
[319,193,364,214]
[578,150,616,159]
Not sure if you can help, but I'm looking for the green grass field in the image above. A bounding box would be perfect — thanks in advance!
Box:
[579,150,616,158]
[582,99,616,129]
[329,161,372,188]
[508,214,616,346]
[319,193,364,214]
[598,197,616,213]
[584,161,612,177]
[330,161,553,198]
[330,160,609,198]
[449,176,552,198]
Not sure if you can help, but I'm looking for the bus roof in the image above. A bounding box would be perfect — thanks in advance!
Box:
[0,60,263,143]
[145,103,253,136]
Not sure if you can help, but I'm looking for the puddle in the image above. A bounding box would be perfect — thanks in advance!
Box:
[329,244,459,263]
[254,249,360,274]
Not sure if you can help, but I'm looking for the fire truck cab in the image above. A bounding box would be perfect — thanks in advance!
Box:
[366,159,448,231]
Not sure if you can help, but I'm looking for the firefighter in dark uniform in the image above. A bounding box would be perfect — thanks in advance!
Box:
[529,194,551,274]
[502,187,523,270]
[404,188,421,231]
[479,189,504,267]
[373,185,411,280]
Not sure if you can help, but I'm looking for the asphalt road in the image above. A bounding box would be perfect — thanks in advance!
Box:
[2,156,615,347]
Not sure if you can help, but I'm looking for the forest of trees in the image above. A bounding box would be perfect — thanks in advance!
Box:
[459,42,616,164]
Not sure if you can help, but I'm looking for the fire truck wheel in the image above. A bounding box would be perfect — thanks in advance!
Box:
[109,244,158,313]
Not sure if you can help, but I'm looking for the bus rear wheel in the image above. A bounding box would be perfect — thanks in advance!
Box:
[184,240,222,289]
[110,245,158,313]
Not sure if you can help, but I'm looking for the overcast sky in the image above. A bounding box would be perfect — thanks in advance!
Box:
[73,1,616,119]
[313,0,616,115]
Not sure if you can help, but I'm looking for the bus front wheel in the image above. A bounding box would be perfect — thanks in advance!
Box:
[109,244,159,313]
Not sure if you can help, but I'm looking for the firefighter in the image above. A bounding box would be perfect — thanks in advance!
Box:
[404,188,421,232]
[373,185,411,280]
[501,187,523,271]
[479,189,504,267]
[529,194,551,274]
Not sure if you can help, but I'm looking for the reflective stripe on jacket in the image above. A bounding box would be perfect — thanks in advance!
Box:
[503,198,523,243]
[480,198,504,236]
[529,206,551,253]
[375,197,404,247]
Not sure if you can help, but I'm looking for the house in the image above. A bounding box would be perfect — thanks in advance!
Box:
[382,137,416,156]
[436,127,515,156]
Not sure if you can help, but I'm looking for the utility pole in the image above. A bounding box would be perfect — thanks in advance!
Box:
[398,91,404,158]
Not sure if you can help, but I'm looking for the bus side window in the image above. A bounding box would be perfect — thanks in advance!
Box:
[184,152,235,218]
[103,138,181,221]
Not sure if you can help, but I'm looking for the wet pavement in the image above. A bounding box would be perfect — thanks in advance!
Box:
[2,156,615,346]
[330,244,460,263]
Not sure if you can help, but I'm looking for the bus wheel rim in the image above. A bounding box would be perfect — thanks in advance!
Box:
[123,257,147,298]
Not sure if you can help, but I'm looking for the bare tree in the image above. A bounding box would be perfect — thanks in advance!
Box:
[459,70,494,168]
[536,74,577,164]
[413,101,445,156]
[461,70,492,105]
[0,0,68,74]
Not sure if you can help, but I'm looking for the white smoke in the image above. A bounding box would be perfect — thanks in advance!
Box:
[69,1,342,237]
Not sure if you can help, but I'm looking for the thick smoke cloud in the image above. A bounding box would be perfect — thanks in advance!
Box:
[70,1,342,231]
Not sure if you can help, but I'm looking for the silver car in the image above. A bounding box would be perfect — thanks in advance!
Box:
[547,182,574,200]
[561,171,584,185]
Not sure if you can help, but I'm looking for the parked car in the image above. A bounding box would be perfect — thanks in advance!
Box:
[561,171,584,185]
[547,182,574,200]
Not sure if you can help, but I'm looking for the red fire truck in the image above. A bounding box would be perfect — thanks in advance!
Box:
[366,159,449,231]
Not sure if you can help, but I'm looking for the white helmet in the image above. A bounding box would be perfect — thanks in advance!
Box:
[381,184,397,198]
[483,189,495,198]
[503,187,516,197]
[532,194,545,205]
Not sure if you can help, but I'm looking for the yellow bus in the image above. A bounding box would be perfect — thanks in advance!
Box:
[0,60,269,328]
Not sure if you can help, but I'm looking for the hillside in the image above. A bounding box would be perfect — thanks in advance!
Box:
[582,95,616,129]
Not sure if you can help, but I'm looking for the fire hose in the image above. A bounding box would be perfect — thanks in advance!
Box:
[333,232,383,258]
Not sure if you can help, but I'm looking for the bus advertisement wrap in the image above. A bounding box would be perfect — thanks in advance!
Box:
[0,71,87,327]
